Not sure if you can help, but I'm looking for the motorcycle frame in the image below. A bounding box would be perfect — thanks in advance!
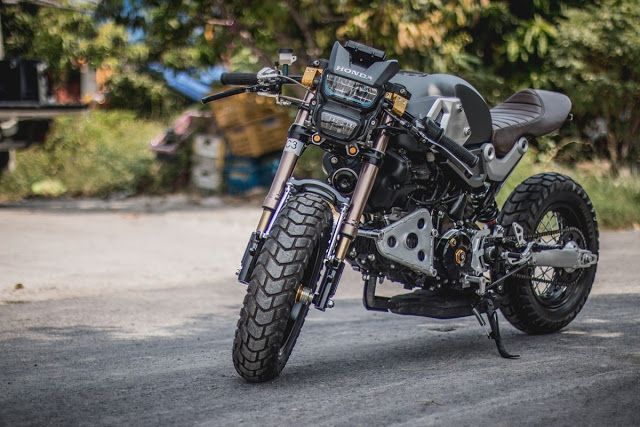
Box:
[234,70,597,314]
[211,43,601,364]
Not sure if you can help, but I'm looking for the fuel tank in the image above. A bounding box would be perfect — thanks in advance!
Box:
[390,71,493,145]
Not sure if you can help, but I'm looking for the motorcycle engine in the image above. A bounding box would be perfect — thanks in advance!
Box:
[434,229,473,285]
[349,207,477,289]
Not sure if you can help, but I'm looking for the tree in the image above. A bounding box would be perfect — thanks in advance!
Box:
[1,2,183,117]
[6,0,638,164]
[96,1,497,72]
[548,0,640,171]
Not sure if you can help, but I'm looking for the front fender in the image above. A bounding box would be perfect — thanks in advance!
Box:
[289,178,349,207]
[237,178,347,285]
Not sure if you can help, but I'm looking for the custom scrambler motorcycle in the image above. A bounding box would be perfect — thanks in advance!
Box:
[203,41,599,383]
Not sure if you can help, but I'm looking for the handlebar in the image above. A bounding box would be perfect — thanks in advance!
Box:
[220,72,259,86]
[418,118,479,169]
[219,72,303,86]
[201,72,305,104]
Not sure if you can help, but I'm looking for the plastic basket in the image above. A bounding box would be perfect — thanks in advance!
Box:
[191,156,222,191]
[192,133,224,158]
[257,153,281,187]
[224,156,262,195]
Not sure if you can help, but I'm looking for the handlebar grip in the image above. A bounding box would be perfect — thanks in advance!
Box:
[422,118,479,168]
[220,72,258,86]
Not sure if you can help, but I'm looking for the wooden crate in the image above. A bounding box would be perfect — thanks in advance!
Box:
[211,92,282,130]
[224,114,289,157]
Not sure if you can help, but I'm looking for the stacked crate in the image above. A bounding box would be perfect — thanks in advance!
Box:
[211,93,288,194]
[191,133,224,191]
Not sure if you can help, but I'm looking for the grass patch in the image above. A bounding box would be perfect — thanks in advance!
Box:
[499,155,640,229]
[0,110,166,201]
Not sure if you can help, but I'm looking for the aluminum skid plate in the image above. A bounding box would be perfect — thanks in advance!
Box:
[374,209,436,276]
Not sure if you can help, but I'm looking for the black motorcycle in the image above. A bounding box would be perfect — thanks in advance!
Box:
[203,41,599,383]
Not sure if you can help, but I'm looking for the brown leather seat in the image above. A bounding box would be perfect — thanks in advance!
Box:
[490,89,571,157]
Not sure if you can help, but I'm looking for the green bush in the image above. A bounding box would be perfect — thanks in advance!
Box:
[295,146,325,179]
[0,110,165,200]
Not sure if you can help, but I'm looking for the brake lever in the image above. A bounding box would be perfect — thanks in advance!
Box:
[201,86,251,104]
[201,80,285,104]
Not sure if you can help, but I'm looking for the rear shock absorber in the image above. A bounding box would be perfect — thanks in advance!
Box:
[470,186,499,223]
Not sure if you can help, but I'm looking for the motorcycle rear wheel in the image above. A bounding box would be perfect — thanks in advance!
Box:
[232,192,332,382]
[498,173,599,334]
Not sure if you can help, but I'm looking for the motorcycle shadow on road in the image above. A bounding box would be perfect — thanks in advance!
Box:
[272,293,638,383]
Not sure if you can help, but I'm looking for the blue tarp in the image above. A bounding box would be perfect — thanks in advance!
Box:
[149,64,226,102]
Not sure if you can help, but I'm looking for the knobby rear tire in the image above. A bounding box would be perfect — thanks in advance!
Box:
[498,173,599,334]
[232,192,332,382]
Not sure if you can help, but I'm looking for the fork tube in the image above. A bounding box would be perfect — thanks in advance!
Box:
[334,114,393,260]
[257,91,314,234]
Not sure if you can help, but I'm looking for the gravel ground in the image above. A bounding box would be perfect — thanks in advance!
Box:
[0,206,638,426]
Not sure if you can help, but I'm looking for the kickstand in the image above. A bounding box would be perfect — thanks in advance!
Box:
[485,300,520,359]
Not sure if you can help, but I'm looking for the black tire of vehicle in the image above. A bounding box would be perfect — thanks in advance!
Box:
[232,192,332,382]
[497,172,599,334]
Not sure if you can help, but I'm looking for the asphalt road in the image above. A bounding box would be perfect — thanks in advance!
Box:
[1,205,639,426]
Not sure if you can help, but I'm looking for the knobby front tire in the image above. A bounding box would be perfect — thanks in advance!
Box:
[232,192,332,382]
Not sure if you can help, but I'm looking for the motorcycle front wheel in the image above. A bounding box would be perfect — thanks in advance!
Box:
[232,192,332,382]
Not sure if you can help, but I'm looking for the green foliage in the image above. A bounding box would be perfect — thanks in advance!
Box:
[106,72,186,117]
[0,111,165,200]
[505,14,557,62]
[102,0,494,74]
[1,3,182,118]
[3,3,117,80]
[295,146,324,179]
[335,1,487,74]
[548,0,640,169]
[31,178,67,197]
